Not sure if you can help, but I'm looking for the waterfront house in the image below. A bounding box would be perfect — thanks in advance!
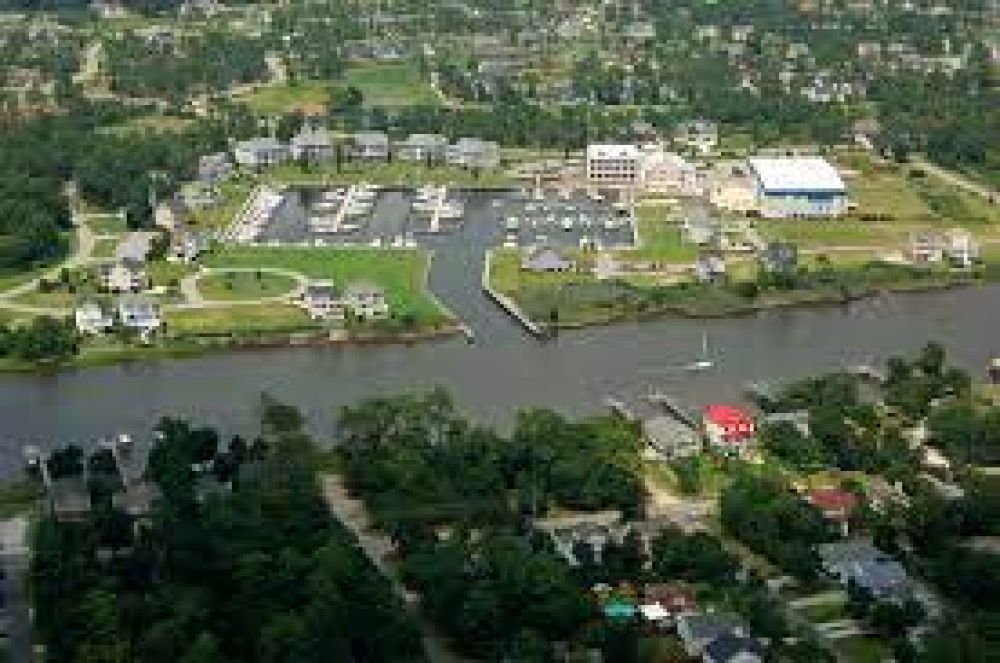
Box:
[447,137,500,170]
[116,295,162,336]
[945,228,979,268]
[74,300,113,335]
[197,152,233,183]
[344,283,389,320]
[760,242,798,274]
[234,137,290,169]
[350,132,390,161]
[168,227,209,263]
[908,232,945,265]
[290,126,334,162]
[300,280,346,322]
[703,405,755,456]
[521,247,575,273]
[817,539,912,602]
[396,134,448,164]
[694,252,727,284]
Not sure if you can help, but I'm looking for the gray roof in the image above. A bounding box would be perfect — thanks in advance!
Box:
[818,539,911,598]
[344,282,385,298]
[704,633,766,663]
[291,127,331,148]
[642,416,699,454]
[678,613,741,643]
[353,132,389,147]
[523,248,573,271]
[236,137,285,153]
[117,295,158,317]
[115,232,156,262]
[304,281,342,301]
[401,133,447,148]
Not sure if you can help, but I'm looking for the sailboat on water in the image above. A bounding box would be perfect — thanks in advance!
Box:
[685,331,714,372]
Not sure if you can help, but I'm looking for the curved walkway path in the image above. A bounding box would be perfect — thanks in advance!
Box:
[173,266,308,310]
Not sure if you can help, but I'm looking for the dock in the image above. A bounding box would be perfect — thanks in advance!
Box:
[646,392,699,429]
[604,393,701,459]
[481,250,548,339]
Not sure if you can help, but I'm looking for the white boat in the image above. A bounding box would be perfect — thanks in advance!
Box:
[685,331,714,372]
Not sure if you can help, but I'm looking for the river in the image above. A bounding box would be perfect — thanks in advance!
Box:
[1,280,998,479]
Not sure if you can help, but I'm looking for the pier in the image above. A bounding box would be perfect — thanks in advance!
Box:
[481,250,548,339]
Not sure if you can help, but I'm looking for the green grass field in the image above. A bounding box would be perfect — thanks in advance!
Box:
[147,261,195,288]
[627,205,699,262]
[203,247,447,325]
[199,270,297,301]
[91,237,119,259]
[164,304,315,336]
[343,63,439,107]
[238,81,332,115]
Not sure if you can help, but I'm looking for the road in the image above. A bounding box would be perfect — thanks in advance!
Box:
[320,475,470,663]
[910,155,998,202]
[175,266,307,309]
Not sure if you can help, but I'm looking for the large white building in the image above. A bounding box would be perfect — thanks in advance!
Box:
[586,144,642,187]
[748,157,848,218]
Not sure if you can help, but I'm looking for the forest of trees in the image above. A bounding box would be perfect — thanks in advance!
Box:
[31,400,425,662]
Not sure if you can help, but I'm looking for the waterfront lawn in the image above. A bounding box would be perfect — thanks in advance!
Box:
[91,237,119,259]
[188,178,255,231]
[238,81,332,115]
[204,247,448,325]
[199,270,297,301]
[755,218,900,248]
[262,161,513,188]
[627,205,699,263]
[342,63,438,107]
[164,304,316,336]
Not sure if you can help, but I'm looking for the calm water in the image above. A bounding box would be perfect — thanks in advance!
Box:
[1,282,998,479]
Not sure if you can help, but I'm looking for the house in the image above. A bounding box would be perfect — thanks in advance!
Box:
[908,232,945,264]
[640,583,697,624]
[703,405,755,456]
[677,613,742,657]
[748,157,847,218]
[112,481,162,518]
[99,260,148,293]
[396,134,448,164]
[234,137,290,169]
[643,150,702,196]
[808,488,859,535]
[169,227,209,263]
[115,232,156,264]
[683,209,721,246]
[817,539,912,602]
[760,242,798,274]
[49,477,92,522]
[521,247,575,272]
[197,152,232,183]
[537,512,630,566]
[154,199,190,231]
[75,300,113,335]
[447,137,500,170]
[350,132,390,161]
[945,228,979,268]
[300,280,346,322]
[642,416,701,460]
[289,126,333,162]
[344,283,389,320]
[675,120,718,155]
[702,633,767,663]
[116,295,161,335]
[586,144,642,187]
[694,252,727,284]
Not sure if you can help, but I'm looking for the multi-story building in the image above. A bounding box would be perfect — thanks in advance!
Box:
[748,157,847,218]
[586,144,641,188]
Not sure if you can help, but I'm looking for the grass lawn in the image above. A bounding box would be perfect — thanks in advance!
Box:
[238,81,332,115]
[800,596,849,623]
[755,218,901,248]
[91,237,119,259]
[262,161,513,188]
[83,214,128,234]
[204,246,448,325]
[147,261,196,288]
[9,289,79,311]
[164,304,316,336]
[627,205,699,262]
[839,636,892,663]
[0,480,42,518]
[343,63,439,107]
[490,248,589,296]
[188,178,255,231]
[199,270,297,301]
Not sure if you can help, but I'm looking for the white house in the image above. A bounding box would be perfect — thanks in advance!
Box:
[300,281,346,322]
[74,301,113,335]
[747,157,848,218]
[99,260,148,293]
[289,126,333,162]
[116,295,161,336]
[234,137,290,169]
[344,283,389,320]
[586,144,642,188]
[396,134,448,163]
[447,138,500,170]
[350,132,390,161]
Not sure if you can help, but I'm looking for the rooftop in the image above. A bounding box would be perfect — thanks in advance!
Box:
[748,157,846,194]
[704,404,754,429]
[587,143,640,160]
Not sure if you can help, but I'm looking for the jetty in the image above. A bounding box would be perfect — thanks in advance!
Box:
[481,250,547,339]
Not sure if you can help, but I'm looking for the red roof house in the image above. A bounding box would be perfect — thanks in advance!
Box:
[703,405,755,455]
[808,488,859,523]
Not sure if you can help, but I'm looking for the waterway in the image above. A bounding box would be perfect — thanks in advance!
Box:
[1,280,998,479]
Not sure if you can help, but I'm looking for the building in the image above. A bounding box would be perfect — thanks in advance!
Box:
[642,416,701,459]
[75,300,113,335]
[676,613,743,657]
[234,137,289,169]
[703,633,767,663]
[197,152,232,183]
[521,247,575,272]
[675,120,719,155]
[694,253,727,284]
[49,477,92,522]
[908,232,945,264]
[289,126,333,162]
[168,227,209,263]
[703,405,755,456]
[817,539,912,602]
[640,583,697,625]
[350,132,390,161]
[586,144,641,188]
[447,137,500,170]
[396,134,448,164]
[300,280,346,322]
[642,150,702,196]
[344,283,389,320]
[808,488,859,535]
[945,228,979,268]
[116,295,161,335]
[99,260,148,293]
[748,157,847,218]
[760,242,799,274]
[115,232,155,264]
[154,199,190,232]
